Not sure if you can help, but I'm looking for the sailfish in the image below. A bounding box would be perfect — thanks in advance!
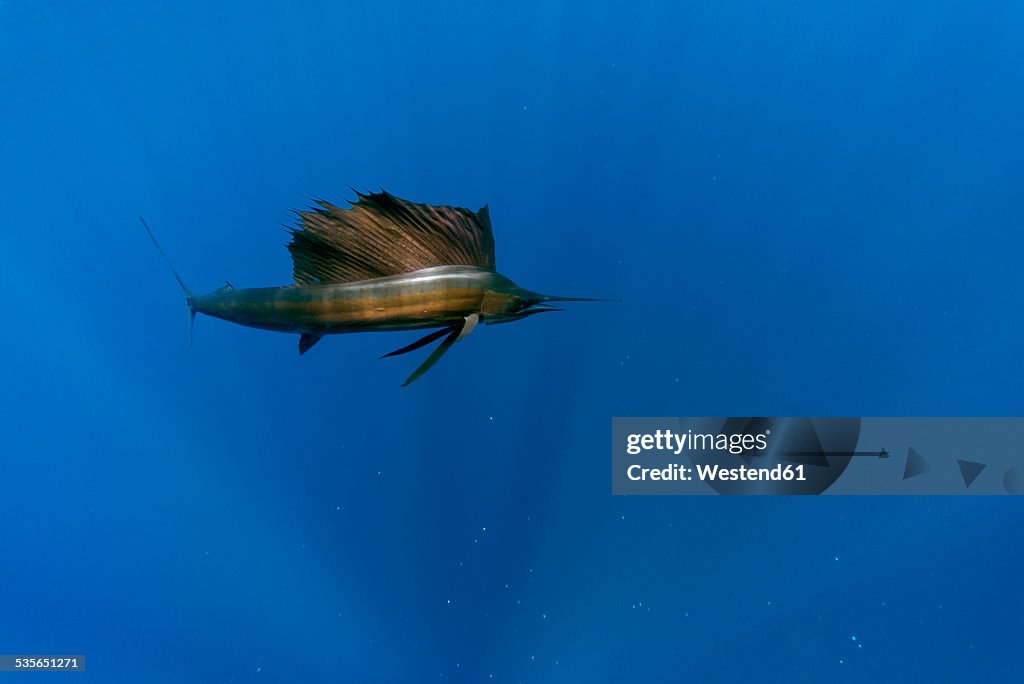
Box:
[144,190,614,385]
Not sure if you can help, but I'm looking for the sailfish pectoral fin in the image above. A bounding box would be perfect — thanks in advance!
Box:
[401,315,479,387]
[456,313,478,341]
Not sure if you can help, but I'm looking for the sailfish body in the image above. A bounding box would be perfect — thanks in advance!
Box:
[193,266,514,335]
[146,191,611,385]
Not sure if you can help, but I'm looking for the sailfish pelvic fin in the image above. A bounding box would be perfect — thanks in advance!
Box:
[401,315,479,386]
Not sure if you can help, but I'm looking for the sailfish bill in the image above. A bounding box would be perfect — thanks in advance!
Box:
[143,190,616,385]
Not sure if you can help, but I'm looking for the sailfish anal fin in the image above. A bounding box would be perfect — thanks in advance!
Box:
[288,191,496,286]
[298,333,321,355]
[401,314,479,387]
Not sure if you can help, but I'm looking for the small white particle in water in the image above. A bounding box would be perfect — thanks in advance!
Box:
[834,556,840,561]
[851,636,857,642]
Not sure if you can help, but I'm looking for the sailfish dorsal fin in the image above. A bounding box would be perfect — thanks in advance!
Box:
[288,190,496,285]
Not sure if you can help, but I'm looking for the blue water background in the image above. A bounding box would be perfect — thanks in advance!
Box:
[1,1,1022,681]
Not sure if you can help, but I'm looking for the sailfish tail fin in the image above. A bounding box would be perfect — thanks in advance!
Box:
[140,217,196,345]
